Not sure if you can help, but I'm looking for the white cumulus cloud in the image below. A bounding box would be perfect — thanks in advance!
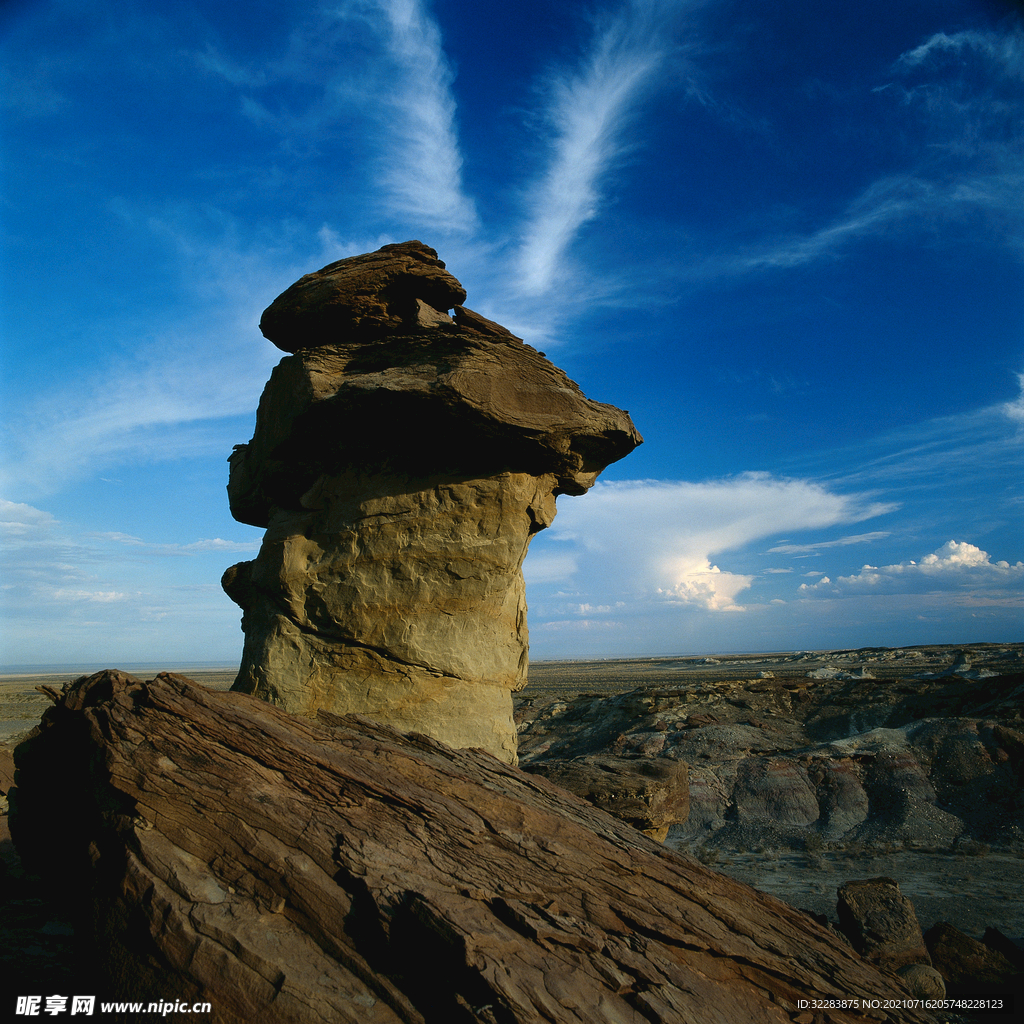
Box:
[526,473,897,613]
[796,540,1024,603]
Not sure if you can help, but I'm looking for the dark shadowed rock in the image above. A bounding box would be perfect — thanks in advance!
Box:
[522,754,689,841]
[732,757,819,827]
[924,921,1021,988]
[9,670,934,1024]
[0,744,13,797]
[982,926,1024,973]
[226,242,641,763]
[836,878,930,971]
[811,759,870,840]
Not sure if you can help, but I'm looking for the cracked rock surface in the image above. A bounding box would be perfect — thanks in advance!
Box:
[224,241,640,762]
[8,671,933,1024]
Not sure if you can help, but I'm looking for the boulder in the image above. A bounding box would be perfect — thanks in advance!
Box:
[259,240,467,350]
[225,242,641,763]
[8,670,933,1024]
[835,878,930,971]
[895,964,945,1000]
[982,926,1024,973]
[924,921,1020,988]
[522,754,689,841]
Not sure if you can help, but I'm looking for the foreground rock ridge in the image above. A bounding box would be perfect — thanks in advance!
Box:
[9,671,932,1023]
[224,241,641,762]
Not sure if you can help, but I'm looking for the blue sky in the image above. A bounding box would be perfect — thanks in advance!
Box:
[1,0,1021,668]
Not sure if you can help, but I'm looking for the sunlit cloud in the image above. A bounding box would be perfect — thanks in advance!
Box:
[797,540,1024,601]
[526,473,898,613]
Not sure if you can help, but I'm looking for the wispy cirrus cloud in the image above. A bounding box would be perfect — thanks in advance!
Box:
[725,23,1024,275]
[197,0,476,234]
[88,532,259,556]
[768,532,892,556]
[812,375,1024,492]
[369,0,478,232]
[0,497,252,664]
[515,1,678,296]
[731,169,1024,272]
[896,27,1024,84]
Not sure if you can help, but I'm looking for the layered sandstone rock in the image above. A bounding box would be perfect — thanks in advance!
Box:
[9,671,933,1024]
[522,753,690,841]
[224,242,641,762]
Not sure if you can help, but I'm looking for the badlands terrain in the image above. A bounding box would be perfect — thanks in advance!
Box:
[1,641,1022,1011]
[518,643,1024,939]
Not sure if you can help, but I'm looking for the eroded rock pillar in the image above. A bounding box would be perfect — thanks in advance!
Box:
[224,241,641,762]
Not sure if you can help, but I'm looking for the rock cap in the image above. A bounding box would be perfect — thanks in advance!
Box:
[260,240,468,351]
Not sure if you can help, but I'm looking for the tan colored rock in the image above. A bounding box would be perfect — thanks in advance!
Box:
[225,242,641,762]
[9,671,934,1024]
[523,754,689,841]
[836,877,930,971]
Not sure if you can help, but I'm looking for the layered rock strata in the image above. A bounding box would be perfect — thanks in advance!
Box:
[517,670,1024,848]
[9,671,933,1023]
[224,242,640,762]
[523,754,690,842]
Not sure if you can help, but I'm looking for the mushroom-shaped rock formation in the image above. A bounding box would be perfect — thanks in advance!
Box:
[224,242,641,763]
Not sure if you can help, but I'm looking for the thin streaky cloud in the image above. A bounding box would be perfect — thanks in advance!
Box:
[767,532,892,556]
[896,27,1024,79]
[516,2,668,296]
[371,0,478,232]
[732,171,1024,273]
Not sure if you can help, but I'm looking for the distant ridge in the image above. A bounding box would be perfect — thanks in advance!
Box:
[0,661,240,676]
